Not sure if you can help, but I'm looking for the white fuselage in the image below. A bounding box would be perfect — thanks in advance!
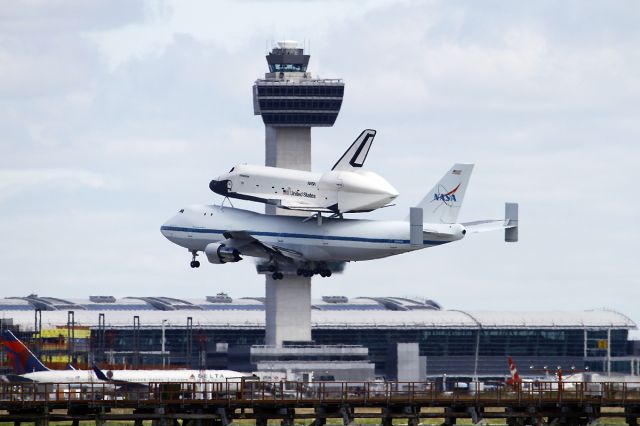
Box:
[161,204,465,263]
[21,369,99,383]
[210,164,399,213]
[20,369,249,384]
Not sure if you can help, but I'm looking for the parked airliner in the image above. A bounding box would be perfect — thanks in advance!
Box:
[0,330,250,384]
[162,163,518,279]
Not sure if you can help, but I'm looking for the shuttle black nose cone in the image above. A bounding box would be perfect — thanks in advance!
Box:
[209,179,229,195]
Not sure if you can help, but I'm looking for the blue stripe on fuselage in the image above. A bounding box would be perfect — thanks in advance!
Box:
[160,226,447,246]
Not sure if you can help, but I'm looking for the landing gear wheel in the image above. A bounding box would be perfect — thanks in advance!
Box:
[189,250,200,268]
[271,272,284,280]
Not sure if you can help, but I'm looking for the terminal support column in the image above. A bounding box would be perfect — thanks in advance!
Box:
[264,126,312,346]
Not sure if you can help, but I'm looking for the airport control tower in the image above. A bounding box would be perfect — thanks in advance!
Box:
[253,41,344,346]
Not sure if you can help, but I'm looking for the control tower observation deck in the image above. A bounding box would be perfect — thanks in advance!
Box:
[253,40,344,128]
[252,41,345,346]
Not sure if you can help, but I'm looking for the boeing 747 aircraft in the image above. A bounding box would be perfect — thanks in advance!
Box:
[162,164,518,279]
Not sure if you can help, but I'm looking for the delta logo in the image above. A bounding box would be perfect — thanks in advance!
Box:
[2,340,30,373]
[432,183,461,204]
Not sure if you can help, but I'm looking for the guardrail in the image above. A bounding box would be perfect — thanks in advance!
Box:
[2,381,640,408]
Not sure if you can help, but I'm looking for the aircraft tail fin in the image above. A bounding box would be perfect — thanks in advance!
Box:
[414,163,474,224]
[0,330,50,374]
[332,129,376,171]
[506,356,521,385]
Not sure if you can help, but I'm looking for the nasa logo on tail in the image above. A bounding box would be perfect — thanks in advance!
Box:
[431,169,463,205]
[432,183,460,204]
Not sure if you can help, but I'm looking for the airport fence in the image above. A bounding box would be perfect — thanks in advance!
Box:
[2,380,640,408]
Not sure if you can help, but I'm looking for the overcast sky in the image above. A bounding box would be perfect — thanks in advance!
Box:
[1,1,639,323]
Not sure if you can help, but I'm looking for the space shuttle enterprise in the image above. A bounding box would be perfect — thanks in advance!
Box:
[210,129,399,215]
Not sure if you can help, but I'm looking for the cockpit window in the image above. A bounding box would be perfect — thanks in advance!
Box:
[229,167,235,173]
[179,209,184,213]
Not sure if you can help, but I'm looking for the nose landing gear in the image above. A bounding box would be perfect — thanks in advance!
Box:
[189,250,200,268]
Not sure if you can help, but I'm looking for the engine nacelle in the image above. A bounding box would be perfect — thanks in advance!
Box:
[204,242,242,264]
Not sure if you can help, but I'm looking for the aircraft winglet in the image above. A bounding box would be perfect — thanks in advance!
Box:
[91,364,110,381]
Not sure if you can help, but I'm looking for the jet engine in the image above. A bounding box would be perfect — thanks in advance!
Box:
[205,242,242,264]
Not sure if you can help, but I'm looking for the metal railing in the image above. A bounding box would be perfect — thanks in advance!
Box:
[2,381,640,408]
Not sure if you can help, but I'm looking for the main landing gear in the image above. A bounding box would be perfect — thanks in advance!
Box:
[297,267,332,278]
[189,250,200,268]
[263,263,332,279]
[267,264,284,280]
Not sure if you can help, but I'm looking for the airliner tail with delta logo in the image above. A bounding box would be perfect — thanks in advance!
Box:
[1,330,49,375]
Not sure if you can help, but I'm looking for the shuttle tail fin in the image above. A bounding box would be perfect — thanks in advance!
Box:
[1,330,50,374]
[332,129,376,171]
[415,163,474,224]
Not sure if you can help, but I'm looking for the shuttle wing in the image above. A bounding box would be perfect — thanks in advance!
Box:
[269,197,335,213]
[222,231,307,263]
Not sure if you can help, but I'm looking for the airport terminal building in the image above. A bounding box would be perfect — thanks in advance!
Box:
[1,294,638,379]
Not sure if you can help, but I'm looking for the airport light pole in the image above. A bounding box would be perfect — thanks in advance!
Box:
[161,319,167,367]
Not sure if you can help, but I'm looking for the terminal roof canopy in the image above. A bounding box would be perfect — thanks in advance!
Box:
[1,296,635,330]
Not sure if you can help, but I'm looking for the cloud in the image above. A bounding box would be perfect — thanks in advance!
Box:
[0,1,147,33]
[0,0,638,326]
[0,169,113,202]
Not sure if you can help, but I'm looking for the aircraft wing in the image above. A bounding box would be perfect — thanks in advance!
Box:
[222,231,307,263]
[92,365,148,390]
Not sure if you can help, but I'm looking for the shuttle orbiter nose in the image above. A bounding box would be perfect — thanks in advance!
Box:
[209,179,230,196]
